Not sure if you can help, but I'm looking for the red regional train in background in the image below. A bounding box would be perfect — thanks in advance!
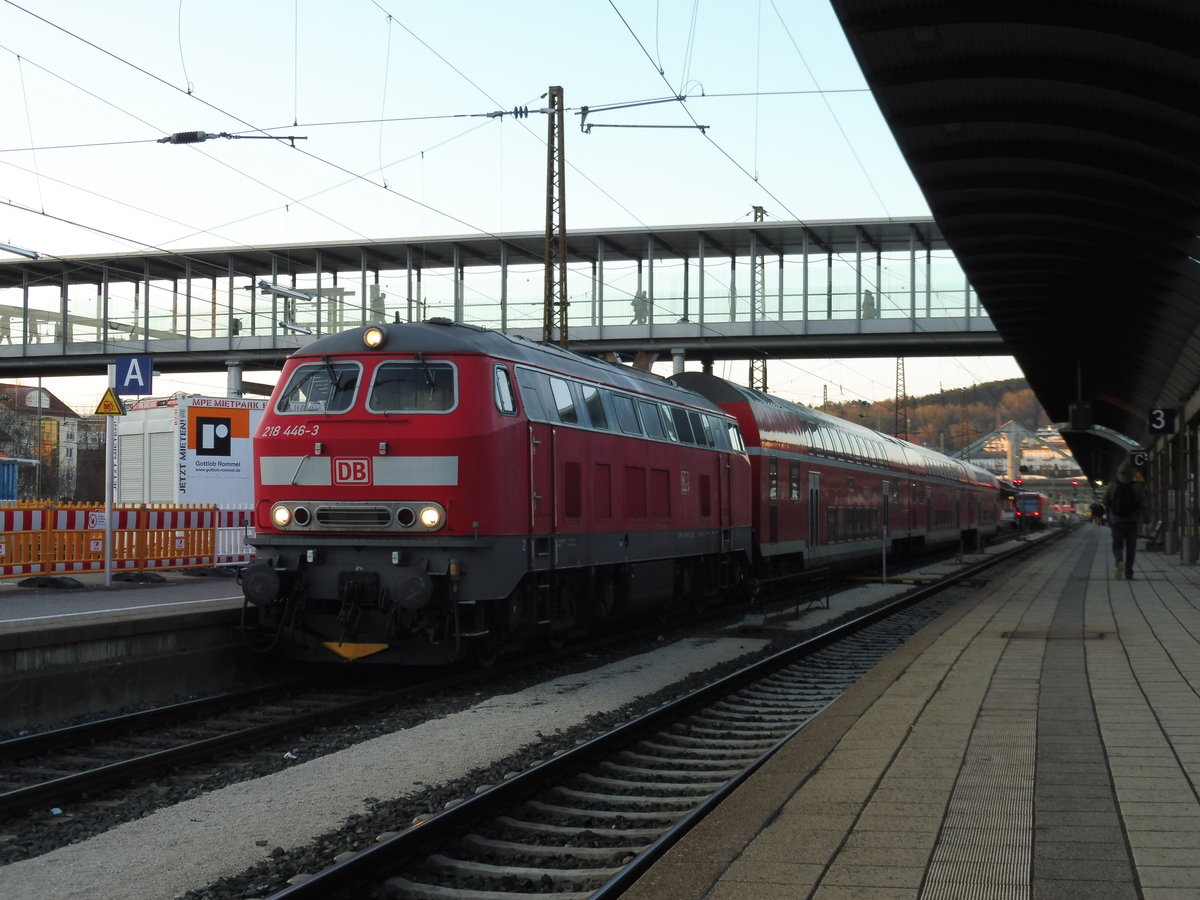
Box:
[1012,490,1051,529]
[240,319,1002,665]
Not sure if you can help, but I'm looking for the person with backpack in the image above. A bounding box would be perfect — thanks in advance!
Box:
[1103,460,1145,580]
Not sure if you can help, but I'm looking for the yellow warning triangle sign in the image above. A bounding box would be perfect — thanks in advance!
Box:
[95,387,126,416]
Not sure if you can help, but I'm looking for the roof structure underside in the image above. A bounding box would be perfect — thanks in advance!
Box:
[830,0,1200,476]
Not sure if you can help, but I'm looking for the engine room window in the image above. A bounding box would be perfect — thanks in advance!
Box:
[638,400,667,440]
[494,366,517,415]
[671,407,695,444]
[613,395,642,435]
[514,368,547,420]
[276,361,361,413]
[727,423,746,453]
[583,385,609,430]
[550,377,578,424]
[369,360,456,412]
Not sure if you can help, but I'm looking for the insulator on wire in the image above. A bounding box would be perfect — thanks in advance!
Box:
[158,131,210,144]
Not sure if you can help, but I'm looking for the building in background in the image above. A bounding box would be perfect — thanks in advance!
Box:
[0,382,83,501]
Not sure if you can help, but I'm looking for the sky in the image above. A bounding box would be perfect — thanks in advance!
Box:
[0,0,1025,415]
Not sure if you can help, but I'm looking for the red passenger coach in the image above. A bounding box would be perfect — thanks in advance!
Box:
[241,319,753,664]
[674,373,1002,580]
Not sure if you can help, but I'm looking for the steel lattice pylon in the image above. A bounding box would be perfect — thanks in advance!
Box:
[543,86,567,347]
[749,205,768,391]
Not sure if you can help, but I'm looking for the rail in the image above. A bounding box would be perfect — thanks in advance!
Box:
[0,502,254,578]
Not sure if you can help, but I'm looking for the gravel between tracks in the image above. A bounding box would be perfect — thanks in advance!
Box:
[1,633,772,900]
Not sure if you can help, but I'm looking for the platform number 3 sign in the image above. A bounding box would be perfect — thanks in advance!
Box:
[1148,408,1176,434]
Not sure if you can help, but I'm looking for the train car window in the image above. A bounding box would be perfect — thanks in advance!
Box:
[671,406,695,444]
[768,458,779,502]
[582,384,609,430]
[852,435,867,462]
[690,411,712,447]
[812,426,827,456]
[613,394,642,435]
[494,366,517,416]
[514,368,547,421]
[638,400,667,440]
[789,463,801,501]
[276,361,361,414]
[368,360,456,412]
[549,377,578,424]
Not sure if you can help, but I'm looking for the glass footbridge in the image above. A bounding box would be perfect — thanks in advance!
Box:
[0,217,1002,384]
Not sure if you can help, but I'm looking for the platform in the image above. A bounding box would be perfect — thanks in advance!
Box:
[623,524,1200,900]
[0,571,256,731]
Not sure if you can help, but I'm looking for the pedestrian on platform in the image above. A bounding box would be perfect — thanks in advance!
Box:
[1090,499,1105,525]
[1103,460,1144,580]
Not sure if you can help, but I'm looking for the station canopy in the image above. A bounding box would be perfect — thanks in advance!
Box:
[830,0,1200,479]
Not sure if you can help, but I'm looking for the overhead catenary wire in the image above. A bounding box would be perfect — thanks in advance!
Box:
[2,0,1012,415]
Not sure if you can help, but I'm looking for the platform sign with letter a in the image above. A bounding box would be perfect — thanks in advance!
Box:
[115,355,154,396]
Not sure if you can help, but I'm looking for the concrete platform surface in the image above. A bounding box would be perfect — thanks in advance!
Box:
[623,525,1200,900]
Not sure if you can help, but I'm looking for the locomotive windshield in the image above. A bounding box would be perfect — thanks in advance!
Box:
[276,359,361,413]
[368,359,456,412]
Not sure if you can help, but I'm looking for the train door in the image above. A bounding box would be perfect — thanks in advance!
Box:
[808,471,821,550]
[768,457,779,544]
[881,481,890,544]
[528,422,555,568]
[908,480,917,536]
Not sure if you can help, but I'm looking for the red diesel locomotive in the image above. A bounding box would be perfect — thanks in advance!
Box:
[240,319,1001,665]
[240,319,755,664]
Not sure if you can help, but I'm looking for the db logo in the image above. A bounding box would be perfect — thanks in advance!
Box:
[334,458,372,484]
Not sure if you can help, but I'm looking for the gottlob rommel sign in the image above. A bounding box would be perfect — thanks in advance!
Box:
[180,397,264,503]
[116,395,267,506]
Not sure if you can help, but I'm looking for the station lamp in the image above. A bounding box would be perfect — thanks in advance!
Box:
[258,280,315,302]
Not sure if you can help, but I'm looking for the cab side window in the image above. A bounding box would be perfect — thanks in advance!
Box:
[494,366,517,416]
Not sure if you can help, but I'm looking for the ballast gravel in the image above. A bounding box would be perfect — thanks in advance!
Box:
[1,633,771,900]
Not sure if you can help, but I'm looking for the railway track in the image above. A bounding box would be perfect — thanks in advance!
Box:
[265,532,1059,899]
[0,584,794,836]
[0,677,394,821]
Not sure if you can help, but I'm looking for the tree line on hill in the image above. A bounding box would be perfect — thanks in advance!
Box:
[817,377,1049,456]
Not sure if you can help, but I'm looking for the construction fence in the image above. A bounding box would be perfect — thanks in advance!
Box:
[0,503,254,579]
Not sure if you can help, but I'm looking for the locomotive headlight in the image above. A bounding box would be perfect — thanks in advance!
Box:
[363,326,387,349]
[271,505,292,527]
[418,506,442,529]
